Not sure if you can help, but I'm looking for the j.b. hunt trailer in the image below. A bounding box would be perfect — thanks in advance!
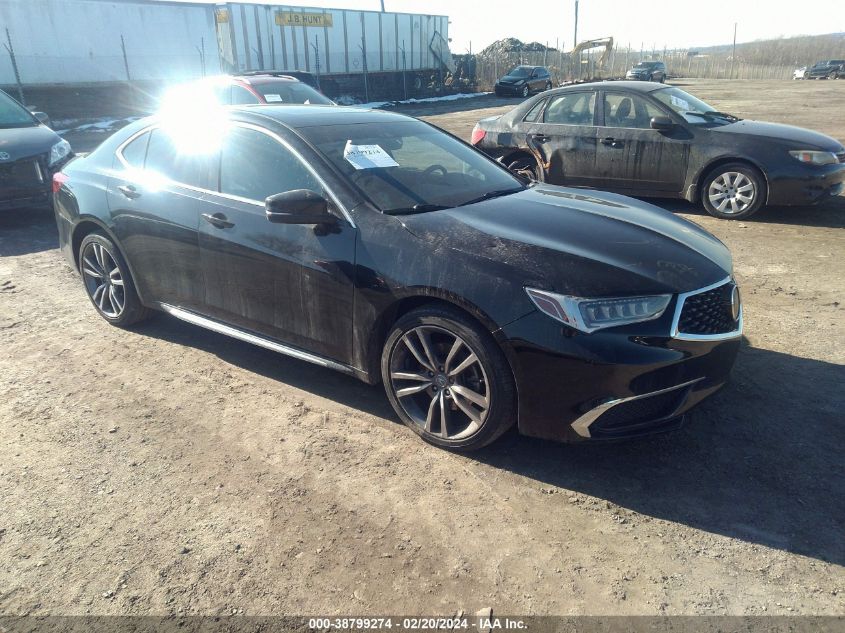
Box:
[215,3,453,101]
[0,0,454,104]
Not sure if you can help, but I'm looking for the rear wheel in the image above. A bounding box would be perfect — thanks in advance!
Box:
[701,163,766,220]
[79,232,152,326]
[506,155,540,182]
[381,306,516,451]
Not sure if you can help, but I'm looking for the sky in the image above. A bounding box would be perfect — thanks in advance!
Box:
[184,0,845,53]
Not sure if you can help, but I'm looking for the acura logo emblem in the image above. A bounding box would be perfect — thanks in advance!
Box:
[730,285,741,321]
[0,152,10,161]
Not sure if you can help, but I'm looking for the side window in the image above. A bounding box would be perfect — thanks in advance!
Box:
[523,99,546,123]
[544,92,596,125]
[220,127,321,201]
[231,86,260,105]
[120,132,149,168]
[145,128,217,190]
[603,93,664,129]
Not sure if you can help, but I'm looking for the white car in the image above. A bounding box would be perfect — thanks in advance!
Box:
[793,66,807,80]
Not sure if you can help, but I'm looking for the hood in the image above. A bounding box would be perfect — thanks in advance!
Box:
[0,125,61,161]
[398,186,732,296]
[498,75,526,84]
[711,119,843,151]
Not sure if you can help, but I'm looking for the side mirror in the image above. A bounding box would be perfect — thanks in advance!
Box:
[650,115,675,131]
[265,189,336,225]
[33,111,51,127]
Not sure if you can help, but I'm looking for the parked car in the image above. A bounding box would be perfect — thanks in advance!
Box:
[806,60,844,80]
[0,89,72,211]
[237,69,321,91]
[53,105,741,450]
[625,61,666,82]
[494,66,552,98]
[173,74,335,106]
[471,81,845,220]
[793,66,808,80]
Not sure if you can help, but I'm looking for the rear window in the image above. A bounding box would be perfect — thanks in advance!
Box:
[251,82,333,105]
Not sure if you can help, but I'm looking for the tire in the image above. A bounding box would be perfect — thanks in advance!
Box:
[521,85,529,98]
[381,305,516,451]
[659,74,666,83]
[700,163,766,220]
[829,72,837,80]
[545,81,553,91]
[78,232,152,327]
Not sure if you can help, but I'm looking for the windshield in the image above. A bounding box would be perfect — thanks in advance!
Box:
[0,90,37,129]
[300,120,523,213]
[651,87,732,125]
[252,81,334,105]
[634,62,657,69]
[507,66,532,78]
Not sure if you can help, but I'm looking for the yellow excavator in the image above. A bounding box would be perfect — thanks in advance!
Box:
[569,37,614,80]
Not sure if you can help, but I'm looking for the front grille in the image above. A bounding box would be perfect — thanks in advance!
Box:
[677,281,738,336]
[0,158,44,188]
[591,388,687,435]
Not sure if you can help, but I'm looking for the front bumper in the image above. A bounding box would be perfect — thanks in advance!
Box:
[495,83,527,95]
[0,156,53,211]
[499,295,741,443]
[767,160,845,206]
[625,73,649,81]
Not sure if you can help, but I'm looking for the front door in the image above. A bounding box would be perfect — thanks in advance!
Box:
[594,91,691,194]
[198,124,356,364]
[524,90,600,187]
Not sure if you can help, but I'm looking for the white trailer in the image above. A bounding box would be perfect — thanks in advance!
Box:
[0,0,220,85]
[0,0,454,101]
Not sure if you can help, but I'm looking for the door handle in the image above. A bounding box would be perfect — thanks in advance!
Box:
[117,184,141,199]
[201,212,235,229]
[531,134,551,143]
[601,137,623,147]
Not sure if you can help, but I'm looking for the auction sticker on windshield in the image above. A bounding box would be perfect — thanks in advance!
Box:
[343,140,399,169]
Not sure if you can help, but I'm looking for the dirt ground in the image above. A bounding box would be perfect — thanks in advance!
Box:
[1,79,843,617]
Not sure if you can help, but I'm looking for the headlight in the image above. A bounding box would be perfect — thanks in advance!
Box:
[49,139,72,167]
[525,287,671,333]
[789,150,838,166]
[514,79,525,85]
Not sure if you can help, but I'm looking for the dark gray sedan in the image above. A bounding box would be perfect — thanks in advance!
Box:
[471,81,845,219]
[0,89,72,211]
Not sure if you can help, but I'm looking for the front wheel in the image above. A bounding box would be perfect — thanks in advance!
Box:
[79,232,152,326]
[545,81,552,91]
[381,306,516,451]
[701,163,766,220]
[521,85,529,98]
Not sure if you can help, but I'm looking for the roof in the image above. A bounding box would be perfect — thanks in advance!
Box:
[234,105,415,128]
[553,80,670,93]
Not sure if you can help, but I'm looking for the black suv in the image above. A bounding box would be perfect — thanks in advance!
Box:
[626,61,667,82]
[806,60,844,80]
[495,66,552,98]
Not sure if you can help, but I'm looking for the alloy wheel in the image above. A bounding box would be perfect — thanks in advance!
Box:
[81,242,125,318]
[707,171,756,215]
[388,325,490,441]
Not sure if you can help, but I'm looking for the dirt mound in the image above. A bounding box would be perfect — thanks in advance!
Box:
[478,38,557,58]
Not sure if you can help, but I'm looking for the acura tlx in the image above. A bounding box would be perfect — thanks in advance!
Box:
[53,104,741,450]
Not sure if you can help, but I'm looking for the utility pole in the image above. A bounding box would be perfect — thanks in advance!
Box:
[730,22,737,79]
[573,0,579,46]
[379,0,385,11]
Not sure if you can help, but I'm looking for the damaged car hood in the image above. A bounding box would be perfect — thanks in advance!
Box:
[398,185,732,296]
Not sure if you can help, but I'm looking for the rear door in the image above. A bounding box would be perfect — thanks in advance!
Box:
[197,123,356,363]
[524,90,600,187]
[107,127,213,310]
[593,90,691,194]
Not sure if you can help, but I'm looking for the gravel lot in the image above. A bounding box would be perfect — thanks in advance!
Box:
[1,79,843,617]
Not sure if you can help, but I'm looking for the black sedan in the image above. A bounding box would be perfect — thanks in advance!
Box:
[494,66,552,98]
[54,104,741,450]
[471,81,845,219]
[0,89,72,211]
[625,61,666,82]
